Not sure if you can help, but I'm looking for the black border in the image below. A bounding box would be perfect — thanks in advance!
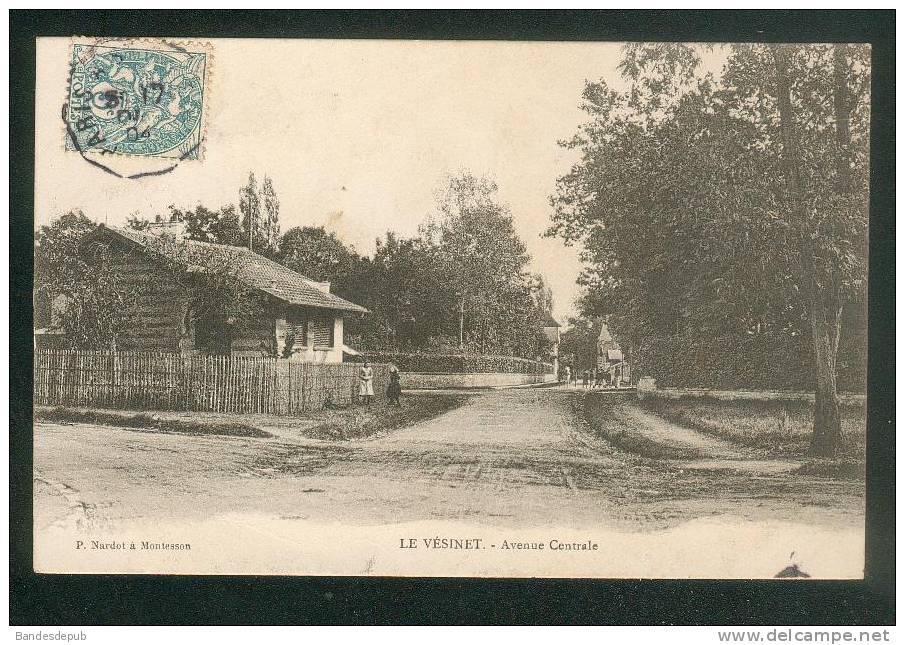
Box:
[10,10,895,626]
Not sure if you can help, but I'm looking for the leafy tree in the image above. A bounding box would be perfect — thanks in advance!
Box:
[757,44,870,454]
[279,226,359,294]
[489,278,553,359]
[347,233,454,352]
[422,172,536,350]
[35,211,133,349]
[548,43,869,456]
[531,274,555,318]
[239,171,262,252]
[179,204,244,246]
[260,175,281,254]
[277,227,448,353]
[233,172,281,255]
[319,215,552,360]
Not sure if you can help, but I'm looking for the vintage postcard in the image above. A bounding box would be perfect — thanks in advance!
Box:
[33,36,869,578]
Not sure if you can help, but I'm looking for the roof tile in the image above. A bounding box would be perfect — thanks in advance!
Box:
[100,225,369,314]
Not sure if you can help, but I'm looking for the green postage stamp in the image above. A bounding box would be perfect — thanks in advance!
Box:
[65,40,209,160]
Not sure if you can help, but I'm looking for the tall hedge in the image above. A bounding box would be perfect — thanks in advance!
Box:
[635,331,866,393]
[363,351,553,375]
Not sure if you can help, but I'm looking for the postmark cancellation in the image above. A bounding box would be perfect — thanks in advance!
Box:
[65,39,210,161]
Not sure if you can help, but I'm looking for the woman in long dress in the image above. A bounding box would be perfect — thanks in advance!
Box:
[386,364,402,406]
[359,361,374,406]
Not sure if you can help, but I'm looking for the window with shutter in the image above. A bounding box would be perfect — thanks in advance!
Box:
[287,309,308,346]
[309,315,335,347]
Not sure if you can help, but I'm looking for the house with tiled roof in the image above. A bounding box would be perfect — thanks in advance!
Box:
[596,323,619,363]
[596,322,629,385]
[79,223,368,362]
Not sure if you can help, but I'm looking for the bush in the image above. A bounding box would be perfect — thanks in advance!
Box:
[635,331,866,393]
[362,351,553,375]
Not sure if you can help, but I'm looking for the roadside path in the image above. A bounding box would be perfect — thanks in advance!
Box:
[610,401,799,474]
[615,403,745,457]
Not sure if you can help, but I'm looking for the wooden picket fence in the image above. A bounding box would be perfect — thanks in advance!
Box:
[34,350,389,414]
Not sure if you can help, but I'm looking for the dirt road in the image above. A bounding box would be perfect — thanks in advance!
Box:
[33,387,865,577]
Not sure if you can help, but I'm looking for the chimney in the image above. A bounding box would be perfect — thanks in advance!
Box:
[146,220,187,240]
[303,279,331,294]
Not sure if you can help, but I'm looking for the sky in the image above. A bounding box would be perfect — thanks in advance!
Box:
[35,38,687,322]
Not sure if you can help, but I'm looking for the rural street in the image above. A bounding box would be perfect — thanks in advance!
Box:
[33,387,865,577]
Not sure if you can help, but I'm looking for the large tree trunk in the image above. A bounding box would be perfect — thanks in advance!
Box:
[832,44,853,193]
[809,299,843,456]
[806,43,855,457]
[771,44,845,456]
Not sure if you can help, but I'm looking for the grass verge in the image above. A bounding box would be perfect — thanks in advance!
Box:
[35,406,273,438]
[580,393,702,460]
[638,395,866,460]
[301,393,471,440]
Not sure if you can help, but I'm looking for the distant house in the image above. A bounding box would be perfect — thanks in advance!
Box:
[69,223,368,362]
[596,323,620,364]
[596,322,629,383]
[542,314,561,375]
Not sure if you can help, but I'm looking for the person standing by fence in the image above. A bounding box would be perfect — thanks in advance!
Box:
[359,361,374,406]
[386,364,402,406]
